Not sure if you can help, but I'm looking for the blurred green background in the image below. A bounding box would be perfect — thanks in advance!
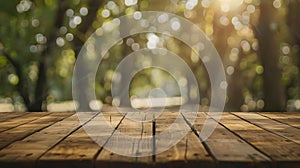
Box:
[0,0,299,112]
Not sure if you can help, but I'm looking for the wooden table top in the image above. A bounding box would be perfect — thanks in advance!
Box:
[0,111,299,168]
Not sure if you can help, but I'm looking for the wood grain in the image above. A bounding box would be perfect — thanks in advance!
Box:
[0,111,299,168]
[0,112,73,149]
[39,112,124,168]
[0,112,49,133]
[0,112,27,122]
[197,112,270,168]
[0,112,98,168]
[259,112,300,129]
[96,112,153,168]
[232,112,300,144]
[219,113,300,168]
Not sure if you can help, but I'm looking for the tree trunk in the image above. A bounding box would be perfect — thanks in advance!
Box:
[256,1,286,111]
[27,0,69,111]
[287,0,300,100]
[212,16,243,111]
[226,56,244,111]
[72,0,104,111]
[27,60,47,111]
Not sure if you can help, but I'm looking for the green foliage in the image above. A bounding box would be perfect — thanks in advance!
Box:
[0,0,299,111]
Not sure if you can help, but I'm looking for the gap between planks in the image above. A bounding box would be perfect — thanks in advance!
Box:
[0,112,51,133]
[257,112,300,129]
[213,112,300,168]
[1,111,300,168]
[231,112,300,145]
[0,112,74,150]
[96,111,213,167]
[188,112,271,168]
[0,112,99,168]
[37,112,125,168]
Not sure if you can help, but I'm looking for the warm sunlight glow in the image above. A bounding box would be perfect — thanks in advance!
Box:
[217,0,244,12]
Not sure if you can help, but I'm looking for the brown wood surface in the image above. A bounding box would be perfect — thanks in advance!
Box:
[96,112,152,168]
[0,112,97,168]
[155,111,213,168]
[259,112,300,129]
[0,111,299,168]
[37,112,120,168]
[196,113,270,168]
[0,112,28,122]
[0,112,49,133]
[220,113,300,168]
[232,112,300,144]
[0,112,73,150]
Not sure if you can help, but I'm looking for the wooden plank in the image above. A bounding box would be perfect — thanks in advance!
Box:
[0,112,98,168]
[155,130,214,167]
[0,112,73,149]
[38,112,124,168]
[197,112,270,168]
[184,131,214,167]
[218,113,300,168]
[0,111,299,167]
[154,111,179,163]
[0,112,27,122]
[0,112,50,133]
[155,111,213,167]
[96,112,153,168]
[259,112,300,129]
[154,111,184,161]
[136,120,153,164]
[232,112,300,144]
[38,128,99,168]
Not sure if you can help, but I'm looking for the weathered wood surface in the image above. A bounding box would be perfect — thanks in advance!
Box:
[0,111,299,168]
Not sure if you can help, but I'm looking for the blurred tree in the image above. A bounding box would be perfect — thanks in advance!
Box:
[255,0,286,111]
[0,0,54,111]
[287,0,300,50]
[287,0,300,87]
[0,0,299,112]
[0,0,103,111]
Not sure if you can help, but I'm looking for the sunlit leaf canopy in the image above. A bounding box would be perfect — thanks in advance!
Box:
[0,0,299,112]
